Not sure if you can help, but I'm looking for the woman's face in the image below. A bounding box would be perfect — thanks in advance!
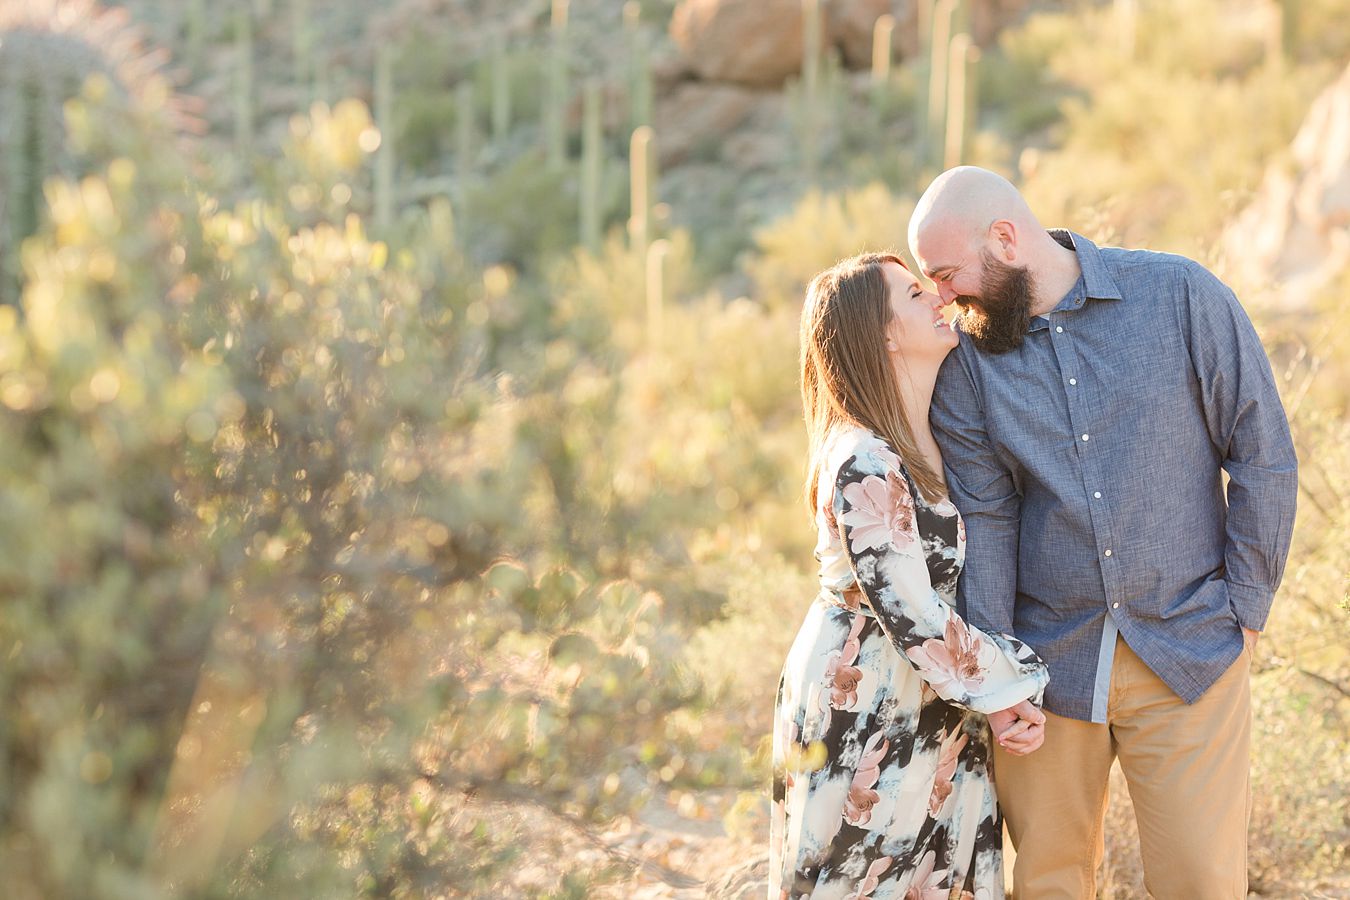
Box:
[882,261,957,362]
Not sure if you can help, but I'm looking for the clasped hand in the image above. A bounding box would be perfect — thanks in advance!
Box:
[987,699,1046,756]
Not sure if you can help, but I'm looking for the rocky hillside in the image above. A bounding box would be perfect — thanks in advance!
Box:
[1223,61,1350,309]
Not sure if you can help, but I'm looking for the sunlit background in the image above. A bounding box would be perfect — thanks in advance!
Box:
[0,0,1345,896]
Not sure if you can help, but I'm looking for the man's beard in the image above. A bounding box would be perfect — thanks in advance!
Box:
[954,251,1035,354]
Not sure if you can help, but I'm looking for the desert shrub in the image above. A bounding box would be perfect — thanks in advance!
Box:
[747,182,915,310]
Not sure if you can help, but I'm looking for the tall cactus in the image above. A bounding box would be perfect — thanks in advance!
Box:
[233,2,254,156]
[1265,2,1283,68]
[1114,0,1137,58]
[623,2,652,131]
[579,79,603,253]
[926,0,957,163]
[313,38,330,107]
[943,33,974,169]
[185,0,208,72]
[490,31,511,142]
[628,125,654,257]
[455,81,475,185]
[543,0,570,167]
[870,14,895,116]
[800,0,823,178]
[373,44,395,231]
[292,0,313,90]
[646,238,669,350]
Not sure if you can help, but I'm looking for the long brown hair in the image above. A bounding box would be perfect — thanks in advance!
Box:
[800,251,946,513]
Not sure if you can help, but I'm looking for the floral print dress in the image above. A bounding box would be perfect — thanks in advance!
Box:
[770,425,1048,899]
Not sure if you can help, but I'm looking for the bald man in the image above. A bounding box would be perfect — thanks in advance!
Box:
[910,167,1297,899]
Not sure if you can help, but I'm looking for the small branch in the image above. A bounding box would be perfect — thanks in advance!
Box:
[1297,667,1350,701]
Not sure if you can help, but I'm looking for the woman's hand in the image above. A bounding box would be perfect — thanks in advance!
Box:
[987,699,1046,756]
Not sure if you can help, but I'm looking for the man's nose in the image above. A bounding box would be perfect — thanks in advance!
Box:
[936,283,956,305]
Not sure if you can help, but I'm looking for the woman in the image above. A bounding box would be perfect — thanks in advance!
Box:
[769,253,1049,899]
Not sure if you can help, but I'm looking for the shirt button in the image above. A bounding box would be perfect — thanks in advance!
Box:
[1069,378,1077,385]
[1056,326,1064,333]
[1093,491,1102,499]
[1112,602,1120,609]
[1081,434,1090,442]
[1104,549,1113,557]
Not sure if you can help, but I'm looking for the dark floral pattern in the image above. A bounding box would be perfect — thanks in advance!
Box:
[770,427,1048,899]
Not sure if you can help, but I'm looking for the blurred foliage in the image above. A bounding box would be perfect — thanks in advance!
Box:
[0,0,185,306]
[0,0,1344,896]
[1004,0,1350,253]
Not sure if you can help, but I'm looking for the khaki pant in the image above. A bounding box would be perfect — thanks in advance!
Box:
[995,636,1252,900]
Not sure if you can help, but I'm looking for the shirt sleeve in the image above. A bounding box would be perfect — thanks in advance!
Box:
[929,348,1021,636]
[832,451,1047,714]
[1183,263,1299,631]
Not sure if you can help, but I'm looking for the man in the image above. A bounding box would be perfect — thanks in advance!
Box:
[910,166,1298,899]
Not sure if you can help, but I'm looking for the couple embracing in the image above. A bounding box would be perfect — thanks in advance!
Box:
[769,167,1298,900]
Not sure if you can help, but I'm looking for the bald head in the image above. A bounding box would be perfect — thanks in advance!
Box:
[907,166,1081,325]
[908,166,1040,257]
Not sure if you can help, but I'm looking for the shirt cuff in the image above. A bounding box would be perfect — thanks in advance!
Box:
[1227,579,1275,631]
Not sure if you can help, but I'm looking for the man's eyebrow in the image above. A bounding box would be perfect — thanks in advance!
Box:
[925,265,955,280]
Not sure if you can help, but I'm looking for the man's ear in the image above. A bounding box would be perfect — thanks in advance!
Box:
[989,220,1017,261]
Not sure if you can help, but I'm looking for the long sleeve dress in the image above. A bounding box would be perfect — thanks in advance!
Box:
[769,425,1049,900]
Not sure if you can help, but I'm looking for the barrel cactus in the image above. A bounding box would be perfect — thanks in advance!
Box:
[0,0,182,306]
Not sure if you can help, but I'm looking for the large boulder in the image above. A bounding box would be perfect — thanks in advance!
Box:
[653,81,761,166]
[1222,63,1350,308]
[670,0,1034,85]
[670,0,804,87]
[829,0,920,69]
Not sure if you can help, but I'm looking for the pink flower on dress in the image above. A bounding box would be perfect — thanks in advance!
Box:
[903,850,950,900]
[840,470,916,554]
[871,445,903,473]
[906,611,991,697]
[846,856,894,900]
[823,500,839,536]
[843,731,889,826]
[927,728,970,815]
[823,614,867,710]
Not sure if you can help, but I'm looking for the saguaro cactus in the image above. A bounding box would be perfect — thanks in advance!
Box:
[646,238,669,349]
[373,44,395,231]
[623,2,652,131]
[186,0,208,71]
[233,3,254,155]
[800,0,823,176]
[490,31,511,142]
[871,14,895,115]
[292,0,313,94]
[1115,0,1137,58]
[543,0,570,167]
[628,125,654,257]
[579,79,603,253]
[943,33,977,169]
[455,81,475,184]
[927,0,959,163]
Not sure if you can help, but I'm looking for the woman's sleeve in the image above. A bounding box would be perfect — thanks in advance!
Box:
[832,451,1048,714]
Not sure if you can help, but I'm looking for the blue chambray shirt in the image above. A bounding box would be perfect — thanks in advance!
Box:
[930,230,1298,723]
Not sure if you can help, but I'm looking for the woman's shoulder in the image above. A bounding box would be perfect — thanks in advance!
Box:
[824,425,906,483]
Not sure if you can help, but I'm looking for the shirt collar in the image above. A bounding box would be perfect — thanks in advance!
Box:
[1048,229,1124,302]
[1026,230,1124,332]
